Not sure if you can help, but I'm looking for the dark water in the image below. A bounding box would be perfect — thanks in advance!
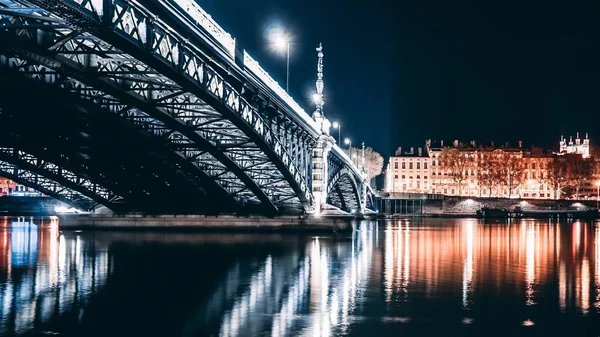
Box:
[1,217,600,336]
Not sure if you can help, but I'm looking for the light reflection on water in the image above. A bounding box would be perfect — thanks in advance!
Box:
[1,217,600,336]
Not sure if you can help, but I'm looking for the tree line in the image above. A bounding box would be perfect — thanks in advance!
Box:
[438,147,597,199]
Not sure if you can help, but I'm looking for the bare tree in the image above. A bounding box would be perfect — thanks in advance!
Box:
[500,151,526,197]
[476,151,496,196]
[546,156,568,199]
[564,154,595,197]
[347,147,384,183]
[439,147,473,195]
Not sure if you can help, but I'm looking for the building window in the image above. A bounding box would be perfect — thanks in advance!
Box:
[432,172,436,176]
[394,162,398,169]
[394,175,398,179]
[409,162,413,169]
[417,162,421,169]
[425,176,428,179]
[402,175,405,179]
[417,175,421,179]
[424,162,428,169]
[402,162,405,169]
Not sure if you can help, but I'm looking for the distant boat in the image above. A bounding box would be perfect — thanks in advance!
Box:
[476,207,508,219]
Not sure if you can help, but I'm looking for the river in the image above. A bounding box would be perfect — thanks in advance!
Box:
[0,216,598,336]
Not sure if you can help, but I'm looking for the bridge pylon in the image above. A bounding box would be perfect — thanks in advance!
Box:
[309,44,334,215]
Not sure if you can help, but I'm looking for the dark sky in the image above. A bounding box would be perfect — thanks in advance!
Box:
[199,0,600,156]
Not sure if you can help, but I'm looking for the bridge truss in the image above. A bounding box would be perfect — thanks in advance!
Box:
[0,0,374,215]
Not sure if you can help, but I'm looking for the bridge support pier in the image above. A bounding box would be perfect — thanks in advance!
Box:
[308,44,334,216]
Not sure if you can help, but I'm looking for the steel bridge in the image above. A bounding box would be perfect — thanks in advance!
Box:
[0,0,375,215]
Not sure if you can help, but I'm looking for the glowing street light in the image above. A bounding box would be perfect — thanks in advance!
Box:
[344,138,351,150]
[270,33,291,92]
[312,93,322,105]
[332,121,341,145]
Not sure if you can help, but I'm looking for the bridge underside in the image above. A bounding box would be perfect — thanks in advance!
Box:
[0,0,318,215]
[0,73,237,213]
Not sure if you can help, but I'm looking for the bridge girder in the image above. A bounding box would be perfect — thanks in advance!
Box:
[0,57,248,213]
[2,0,314,212]
[0,148,115,212]
[0,0,318,213]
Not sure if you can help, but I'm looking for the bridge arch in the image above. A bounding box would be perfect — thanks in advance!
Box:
[0,151,116,212]
[327,168,362,213]
[0,1,314,212]
[0,59,250,213]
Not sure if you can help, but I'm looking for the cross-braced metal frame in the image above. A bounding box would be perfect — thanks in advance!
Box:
[327,155,362,213]
[0,150,105,211]
[0,0,316,213]
[0,0,374,215]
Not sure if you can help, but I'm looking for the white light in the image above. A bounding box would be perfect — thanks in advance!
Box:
[344,138,351,145]
[332,121,340,129]
[54,206,84,214]
[312,93,321,104]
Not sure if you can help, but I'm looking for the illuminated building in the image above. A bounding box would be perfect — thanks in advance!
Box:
[385,137,593,200]
[558,133,590,158]
[0,177,40,196]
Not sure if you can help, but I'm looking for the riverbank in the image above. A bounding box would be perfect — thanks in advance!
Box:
[57,214,353,232]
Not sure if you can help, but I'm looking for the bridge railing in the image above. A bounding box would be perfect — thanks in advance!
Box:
[171,0,236,57]
[331,145,363,179]
[243,51,319,132]
[169,0,319,134]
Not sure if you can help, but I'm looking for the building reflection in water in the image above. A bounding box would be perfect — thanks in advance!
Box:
[0,217,109,336]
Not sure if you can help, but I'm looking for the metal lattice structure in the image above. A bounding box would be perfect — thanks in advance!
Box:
[0,0,374,215]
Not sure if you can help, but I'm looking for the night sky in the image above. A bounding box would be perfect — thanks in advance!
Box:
[199,0,600,156]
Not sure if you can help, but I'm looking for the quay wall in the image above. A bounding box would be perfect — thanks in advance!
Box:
[58,214,352,232]
[0,196,62,215]
[380,196,598,216]
[440,197,597,214]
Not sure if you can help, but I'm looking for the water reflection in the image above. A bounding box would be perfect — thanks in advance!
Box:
[1,217,600,336]
[217,222,376,337]
[0,217,108,335]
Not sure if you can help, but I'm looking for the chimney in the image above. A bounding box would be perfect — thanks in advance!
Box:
[519,140,522,148]
[410,147,414,154]
[441,140,444,147]
[471,140,476,148]
[418,147,423,156]
[453,140,459,148]
[491,141,495,147]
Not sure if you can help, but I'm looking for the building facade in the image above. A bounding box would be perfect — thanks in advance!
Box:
[385,135,595,200]
[0,177,39,196]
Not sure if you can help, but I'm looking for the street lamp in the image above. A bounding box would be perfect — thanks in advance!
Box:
[272,34,291,92]
[332,121,341,145]
[344,138,351,150]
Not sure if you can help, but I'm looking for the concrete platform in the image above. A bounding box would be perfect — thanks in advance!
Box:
[57,214,353,232]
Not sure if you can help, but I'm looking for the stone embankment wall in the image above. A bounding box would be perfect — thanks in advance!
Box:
[439,197,597,214]
[0,196,62,214]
